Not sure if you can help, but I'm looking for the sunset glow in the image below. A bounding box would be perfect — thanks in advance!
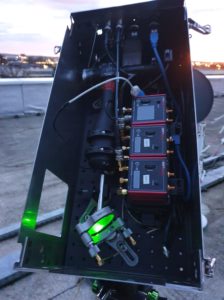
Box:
[0,0,223,62]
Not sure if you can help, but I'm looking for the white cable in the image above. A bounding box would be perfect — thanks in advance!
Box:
[68,76,133,104]
[97,174,105,211]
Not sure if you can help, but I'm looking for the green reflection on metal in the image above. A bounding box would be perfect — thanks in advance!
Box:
[92,279,101,293]
[22,210,36,229]
[88,214,114,238]
[91,232,104,244]
[147,291,159,300]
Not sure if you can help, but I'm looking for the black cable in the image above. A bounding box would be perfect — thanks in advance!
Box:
[162,204,176,256]
[121,198,143,225]
[103,252,119,262]
[143,64,169,91]
[105,45,116,66]
[92,53,107,68]
[105,45,130,76]
[150,29,192,201]
[48,278,83,300]
[175,144,191,201]
[122,198,159,229]
[104,21,129,77]
[127,209,144,225]
[163,212,172,247]
[114,22,122,147]
[52,102,69,141]
[87,27,98,68]
[92,96,115,124]
[104,22,116,68]
[52,76,133,140]
[119,73,135,108]
[104,100,115,121]
[115,25,121,121]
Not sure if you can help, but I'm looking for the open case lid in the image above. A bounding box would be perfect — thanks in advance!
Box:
[17,0,204,292]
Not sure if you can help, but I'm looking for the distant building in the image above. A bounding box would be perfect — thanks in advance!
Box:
[0,53,58,78]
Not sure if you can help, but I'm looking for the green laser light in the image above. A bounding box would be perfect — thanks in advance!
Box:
[22,210,36,229]
[88,213,115,237]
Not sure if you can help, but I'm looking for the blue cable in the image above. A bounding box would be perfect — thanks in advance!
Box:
[175,143,191,201]
[149,30,181,119]
[150,30,191,200]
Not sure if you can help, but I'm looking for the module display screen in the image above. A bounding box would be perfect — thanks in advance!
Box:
[137,105,155,121]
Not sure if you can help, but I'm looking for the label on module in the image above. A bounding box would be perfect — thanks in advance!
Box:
[133,170,140,188]
[143,174,150,184]
[143,138,150,148]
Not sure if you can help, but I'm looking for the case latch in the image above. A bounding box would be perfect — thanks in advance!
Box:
[204,257,216,277]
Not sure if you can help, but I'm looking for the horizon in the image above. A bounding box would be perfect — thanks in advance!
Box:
[1,52,224,64]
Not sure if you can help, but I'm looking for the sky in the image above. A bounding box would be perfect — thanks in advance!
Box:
[0,0,223,61]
